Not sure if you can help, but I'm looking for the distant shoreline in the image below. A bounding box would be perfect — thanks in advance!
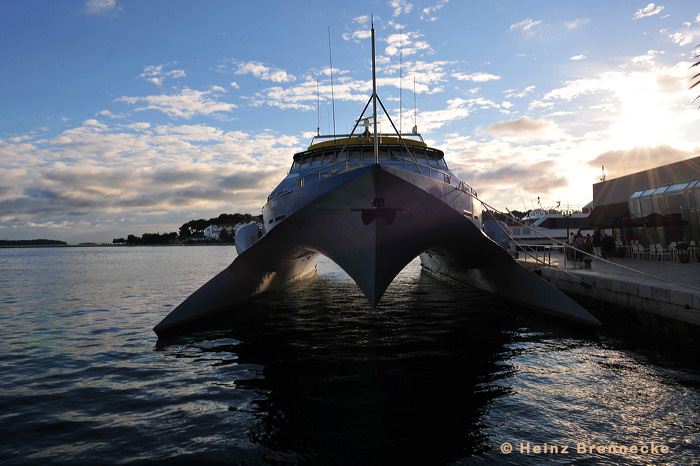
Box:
[0,243,237,249]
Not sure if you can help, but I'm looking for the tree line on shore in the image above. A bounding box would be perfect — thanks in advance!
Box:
[0,239,67,246]
[112,213,262,245]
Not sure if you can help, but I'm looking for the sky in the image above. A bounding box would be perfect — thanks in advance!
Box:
[1,0,699,243]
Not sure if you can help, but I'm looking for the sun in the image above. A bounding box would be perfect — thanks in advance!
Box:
[606,98,677,150]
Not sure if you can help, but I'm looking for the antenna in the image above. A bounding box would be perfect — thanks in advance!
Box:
[328,27,336,136]
[412,77,417,134]
[316,78,320,137]
[399,37,403,135]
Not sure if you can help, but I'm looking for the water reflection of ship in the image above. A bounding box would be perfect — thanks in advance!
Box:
[211,270,519,464]
[153,23,600,337]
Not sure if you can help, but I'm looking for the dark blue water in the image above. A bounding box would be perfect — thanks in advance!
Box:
[1,246,698,464]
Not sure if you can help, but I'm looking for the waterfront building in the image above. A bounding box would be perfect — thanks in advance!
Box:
[586,156,700,245]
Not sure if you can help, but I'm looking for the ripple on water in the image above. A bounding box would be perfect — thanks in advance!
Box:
[0,247,698,464]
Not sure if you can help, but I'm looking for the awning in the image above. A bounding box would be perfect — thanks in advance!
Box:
[625,212,687,227]
[580,201,629,229]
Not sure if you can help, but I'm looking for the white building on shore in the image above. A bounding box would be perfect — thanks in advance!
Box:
[203,224,238,240]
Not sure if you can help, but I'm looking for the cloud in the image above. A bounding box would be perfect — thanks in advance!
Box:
[453,72,501,82]
[564,18,589,30]
[415,97,504,132]
[343,16,373,43]
[504,86,535,99]
[587,145,698,177]
[664,30,694,47]
[0,121,302,240]
[139,63,186,86]
[420,0,449,21]
[384,31,432,56]
[389,0,413,17]
[486,117,566,142]
[98,110,125,119]
[438,135,572,205]
[233,60,296,83]
[243,58,451,112]
[570,54,587,61]
[84,0,121,15]
[633,3,664,20]
[473,162,568,195]
[115,87,236,119]
[509,18,542,36]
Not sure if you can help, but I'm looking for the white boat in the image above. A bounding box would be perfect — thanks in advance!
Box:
[507,207,592,246]
[154,25,600,336]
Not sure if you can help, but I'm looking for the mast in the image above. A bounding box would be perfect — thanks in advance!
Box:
[328,27,336,137]
[371,16,378,163]
[412,77,417,134]
[399,48,403,135]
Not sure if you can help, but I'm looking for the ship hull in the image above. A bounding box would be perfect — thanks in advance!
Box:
[154,164,599,336]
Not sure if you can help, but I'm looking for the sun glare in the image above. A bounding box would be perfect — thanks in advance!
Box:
[607,100,676,150]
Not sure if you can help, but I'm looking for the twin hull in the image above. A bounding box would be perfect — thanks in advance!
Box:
[154,164,599,336]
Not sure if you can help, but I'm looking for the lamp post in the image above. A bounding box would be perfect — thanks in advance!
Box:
[565,209,573,265]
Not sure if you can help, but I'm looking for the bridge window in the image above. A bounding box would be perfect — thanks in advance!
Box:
[405,163,421,174]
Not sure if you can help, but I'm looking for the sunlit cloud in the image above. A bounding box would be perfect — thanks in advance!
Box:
[421,0,449,22]
[633,3,664,20]
[453,72,501,82]
[0,119,302,238]
[486,117,566,143]
[505,86,535,99]
[587,145,699,178]
[84,0,121,15]
[98,110,125,119]
[564,18,589,30]
[232,60,296,83]
[384,31,432,56]
[115,87,236,119]
[663,30,695,47]
[389,0,413,17]
[509,18,542,36]
[139,63,186,86]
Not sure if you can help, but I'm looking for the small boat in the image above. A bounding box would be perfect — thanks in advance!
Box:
[154,24,600,336]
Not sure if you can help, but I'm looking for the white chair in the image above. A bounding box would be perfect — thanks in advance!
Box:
[668,242,677,261]
[657,244,670,261]
[631,243,642,259]
[648,244,657,260]
[690,241,698,262]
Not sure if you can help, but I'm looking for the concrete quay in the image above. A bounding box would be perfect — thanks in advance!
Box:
[517,251,700,343]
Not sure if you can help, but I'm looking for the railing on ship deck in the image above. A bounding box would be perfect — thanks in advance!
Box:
[267,157,477,201]
[309,132,425,146]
